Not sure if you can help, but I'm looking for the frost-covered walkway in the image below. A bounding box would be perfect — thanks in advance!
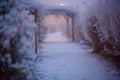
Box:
[34,32,120,80]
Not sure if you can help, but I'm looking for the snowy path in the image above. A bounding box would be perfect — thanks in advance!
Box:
[34,32,120,80]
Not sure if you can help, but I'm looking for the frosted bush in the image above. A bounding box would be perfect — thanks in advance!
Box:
[76,0,120,55]
[0,0,39,79]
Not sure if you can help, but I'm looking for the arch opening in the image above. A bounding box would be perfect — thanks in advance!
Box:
[39,9,75,42]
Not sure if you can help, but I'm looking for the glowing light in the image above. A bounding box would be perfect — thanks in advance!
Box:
[60,3,64,6]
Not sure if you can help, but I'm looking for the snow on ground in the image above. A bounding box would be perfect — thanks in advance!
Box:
[44,32,69,42]
[34,32,120,80]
